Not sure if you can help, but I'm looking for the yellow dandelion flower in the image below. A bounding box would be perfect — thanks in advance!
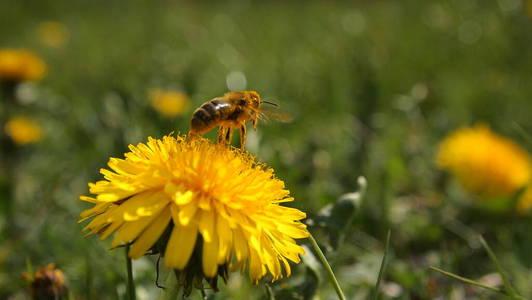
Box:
[79,135,308,290]
[5,116,44,145]
[149,89,189,117]
[23,263,67,299]
[37,21,69,48]
[0,49,47,83]
[436,124,531,198]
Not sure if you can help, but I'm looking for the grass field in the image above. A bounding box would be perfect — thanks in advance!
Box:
[1,0,532,299]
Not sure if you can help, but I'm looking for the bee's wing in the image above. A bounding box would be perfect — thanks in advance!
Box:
[258,107,294,123]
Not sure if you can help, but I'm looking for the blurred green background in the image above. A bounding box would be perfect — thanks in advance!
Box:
[1,0,532,299]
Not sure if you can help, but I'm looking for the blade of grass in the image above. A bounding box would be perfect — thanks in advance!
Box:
[371,230,391,300]
[478,236,525,300]
[430,237,527,300]
[429,266,502,293]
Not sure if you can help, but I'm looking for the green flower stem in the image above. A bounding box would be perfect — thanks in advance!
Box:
[308,233,346,300]
[125,245,136,300]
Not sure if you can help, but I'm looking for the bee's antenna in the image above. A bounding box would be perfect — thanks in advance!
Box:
[262,101,278,106]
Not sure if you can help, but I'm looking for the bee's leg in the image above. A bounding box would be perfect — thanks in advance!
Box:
[239,124,247,149]
[225,127,233,145]
[186,130,196,141]
[217,126,227,144]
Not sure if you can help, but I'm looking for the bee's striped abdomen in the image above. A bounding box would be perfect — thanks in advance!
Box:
[200,101,219,117]
[190,99,229,135]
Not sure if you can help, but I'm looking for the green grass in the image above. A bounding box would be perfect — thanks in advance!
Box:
[1,0,531,299]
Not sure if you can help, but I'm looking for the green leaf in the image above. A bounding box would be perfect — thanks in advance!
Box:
[319,176,366,249]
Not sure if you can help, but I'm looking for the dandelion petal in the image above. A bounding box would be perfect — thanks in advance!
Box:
[129,209,172,258]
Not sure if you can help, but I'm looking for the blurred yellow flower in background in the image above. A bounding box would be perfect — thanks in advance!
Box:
[436,124,531,208]
[149,89,189,117]
[0,49,47,83]
[23,263,67,299]
[79,135,308,292]
[4,116,44,145]
[37,21,69,48]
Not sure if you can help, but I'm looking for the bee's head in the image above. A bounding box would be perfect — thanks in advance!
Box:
[246,91,261,109]
[233,91,261,109]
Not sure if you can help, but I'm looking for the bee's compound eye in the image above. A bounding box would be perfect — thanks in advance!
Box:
[239,100,246,105]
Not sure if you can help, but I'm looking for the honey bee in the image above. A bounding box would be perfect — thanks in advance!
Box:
[188,91,291,149]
